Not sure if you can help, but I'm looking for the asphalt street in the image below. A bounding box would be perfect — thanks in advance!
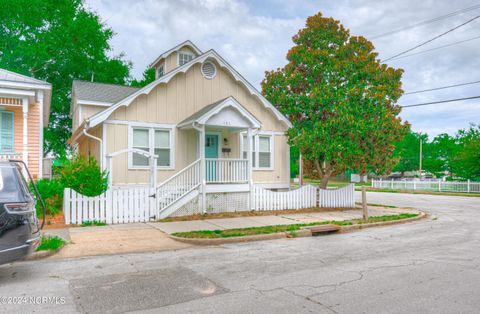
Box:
[0,191,479,314]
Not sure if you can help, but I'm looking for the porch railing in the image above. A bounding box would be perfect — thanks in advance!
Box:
[205,158,249,183]
[0,152,22,161]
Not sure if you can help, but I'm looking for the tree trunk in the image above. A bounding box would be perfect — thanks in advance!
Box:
[314,159,333,189]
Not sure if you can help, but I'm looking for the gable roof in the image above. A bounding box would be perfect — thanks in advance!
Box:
[73,80,140,105]
[0,68,51,87]
[86,49,292,129]
[149,40,202,68]
[178,96,261,129]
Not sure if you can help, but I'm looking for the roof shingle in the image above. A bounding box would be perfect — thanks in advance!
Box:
[73,80,140,104]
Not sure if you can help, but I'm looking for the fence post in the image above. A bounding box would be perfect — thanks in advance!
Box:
[63,188,70,225]
[362,186,368,220]
[391,179,394,189]
[438,179,441,192]
[413,180,416,190]
[468,179,471,193]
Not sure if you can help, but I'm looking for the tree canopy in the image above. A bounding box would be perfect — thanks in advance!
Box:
[0,0,131,156]
[262,13,409,187]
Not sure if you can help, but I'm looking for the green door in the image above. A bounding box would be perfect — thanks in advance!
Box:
[205,134,219,181]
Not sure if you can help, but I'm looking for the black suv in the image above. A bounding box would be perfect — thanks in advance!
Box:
[0,161,41,265]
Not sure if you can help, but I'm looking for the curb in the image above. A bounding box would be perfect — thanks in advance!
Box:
[24,247,63,261]
[340,211,427,233]
[168,209,427,245]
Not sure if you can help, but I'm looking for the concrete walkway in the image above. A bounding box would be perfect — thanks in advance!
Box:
[149,207,405,234]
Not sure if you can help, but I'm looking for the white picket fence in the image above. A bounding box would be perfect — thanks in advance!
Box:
[253,185,317,210]
[319,184,356,208]
[64,184,356,225]
[253,184,355,210]
[372,179,480,193]
[63,187,155,224]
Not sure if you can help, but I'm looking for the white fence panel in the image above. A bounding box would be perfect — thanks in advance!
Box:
[372,179,480,193]
[253,185,318,211]
[319,184,355,208]
[63,187,154,225]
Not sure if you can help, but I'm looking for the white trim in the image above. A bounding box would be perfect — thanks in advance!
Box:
[104,120,176,129]
[178,96,261,129]
[177,50,195,67]
[156,61,165,79]
[149,40,202,68]
[0,80,51,91]
[22,97,28,167]
[206,184,250,193]
[201,61,217,79]
[127,124,176,170]
[38,91,44,178]
[77,99,113,107]
[102,124,107,171]
[240,132,274,171]
[87,50,292,129]
[0,88,35,97]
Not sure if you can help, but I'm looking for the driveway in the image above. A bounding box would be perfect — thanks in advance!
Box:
[0,192,479,313]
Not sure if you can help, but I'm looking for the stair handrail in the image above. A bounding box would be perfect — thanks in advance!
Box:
[156,159,201,190]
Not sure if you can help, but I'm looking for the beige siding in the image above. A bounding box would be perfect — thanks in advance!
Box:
[84,59,289,186]
[77,125,102,164]
[164,46,198,73]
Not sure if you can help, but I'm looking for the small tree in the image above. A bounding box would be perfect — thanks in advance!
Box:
[451,125,480,181]
[262,13,409,187]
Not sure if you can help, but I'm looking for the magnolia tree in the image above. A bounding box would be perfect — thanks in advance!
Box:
[262,13,410,187]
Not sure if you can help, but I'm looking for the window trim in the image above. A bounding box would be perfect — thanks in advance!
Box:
[128,124,175,170]
[0,110,15,153]
[240,132,274,171]
[156,61,165,78]
[177,51,195,66]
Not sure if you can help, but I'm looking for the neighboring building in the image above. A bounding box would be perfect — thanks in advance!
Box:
[0,69,51,179]
[68,41,291,215]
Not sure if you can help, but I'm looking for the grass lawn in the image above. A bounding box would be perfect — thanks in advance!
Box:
[362,187,480,198]
[81,220,107,227]
[172,214,418,239]
[36,236,66,252]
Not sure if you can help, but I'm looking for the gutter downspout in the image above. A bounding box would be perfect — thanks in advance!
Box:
[82,120,103,170]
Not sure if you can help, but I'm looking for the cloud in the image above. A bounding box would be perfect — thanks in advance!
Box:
[85,0,480,136]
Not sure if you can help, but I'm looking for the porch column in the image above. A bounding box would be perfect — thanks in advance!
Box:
[37,91,44,178]
[247,127,254,210]
[22,97,29,167]
[199,125,206,213]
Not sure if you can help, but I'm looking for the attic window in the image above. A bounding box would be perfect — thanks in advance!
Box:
[178,52,194,66]
[157,64,164,78]
[201,61,216,79]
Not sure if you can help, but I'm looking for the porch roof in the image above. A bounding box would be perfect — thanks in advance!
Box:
[178,96,261,130]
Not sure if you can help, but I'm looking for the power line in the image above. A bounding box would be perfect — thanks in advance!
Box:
[371,4,480,39]
[402,95,480,108]
[389,34,480,60]
[404,80,480,95]
[383,15,480,62]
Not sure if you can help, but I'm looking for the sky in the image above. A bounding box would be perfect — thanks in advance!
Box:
[85,0,480,138]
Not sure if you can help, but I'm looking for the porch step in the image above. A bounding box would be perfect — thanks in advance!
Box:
[308,224,341,235]
[158,189,199,220]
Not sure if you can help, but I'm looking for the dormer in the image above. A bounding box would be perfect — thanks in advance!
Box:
[150,40,202,79]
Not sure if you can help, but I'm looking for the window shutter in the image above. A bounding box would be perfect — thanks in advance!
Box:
[0,111,14,152]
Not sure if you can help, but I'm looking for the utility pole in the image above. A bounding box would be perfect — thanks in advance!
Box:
[419,139,423,177]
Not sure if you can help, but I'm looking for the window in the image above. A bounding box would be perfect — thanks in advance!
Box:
[258,136,271,168]
[242,135,256,167]
[0,110,14,152]
[132,129,149,166]
[131,127,173,168]
[157,64,164,78]
[178,51,194,66]
[242,134,273,169]
[154,130,170,167]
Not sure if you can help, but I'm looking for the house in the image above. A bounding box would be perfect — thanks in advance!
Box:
[68,41,292,216]
[0,69,51,179]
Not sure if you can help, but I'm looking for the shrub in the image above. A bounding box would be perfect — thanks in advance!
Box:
[30,178,63,216]
[56,155,108,196]
[36,236,65,252]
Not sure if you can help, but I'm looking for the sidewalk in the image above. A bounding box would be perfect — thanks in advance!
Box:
[45,207,410,259]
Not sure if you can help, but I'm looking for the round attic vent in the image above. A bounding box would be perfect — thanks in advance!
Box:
[201,61,216,79]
